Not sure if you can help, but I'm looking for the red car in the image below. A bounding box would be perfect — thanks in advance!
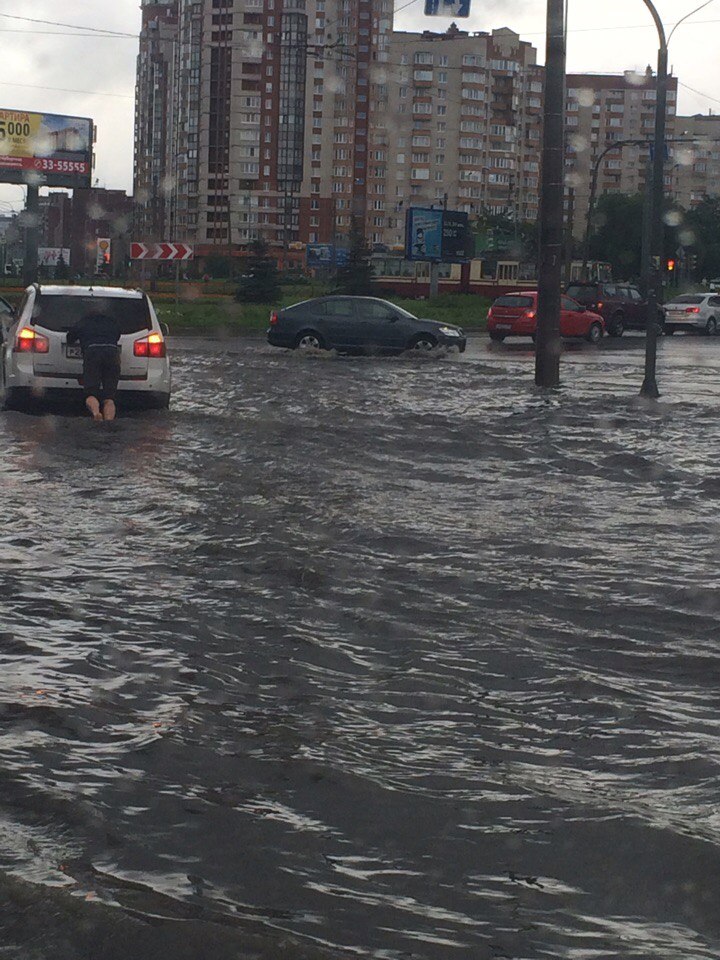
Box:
[487,291,605,343]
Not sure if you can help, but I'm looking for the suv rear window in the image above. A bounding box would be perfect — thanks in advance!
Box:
[668,295,704,305]
[494,295,533,307]
[32,294,151,334]
[565,285,598,303]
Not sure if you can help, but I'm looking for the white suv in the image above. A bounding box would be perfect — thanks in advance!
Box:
[663,293,720,336]
[1,284,171,410]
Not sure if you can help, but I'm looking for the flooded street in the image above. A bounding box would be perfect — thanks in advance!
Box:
[1,334,720,959]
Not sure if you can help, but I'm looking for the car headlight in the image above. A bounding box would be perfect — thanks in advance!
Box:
[438,326,461,337]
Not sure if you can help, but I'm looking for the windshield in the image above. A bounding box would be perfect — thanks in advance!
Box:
[565,285,598,304]
[32,294,151,334]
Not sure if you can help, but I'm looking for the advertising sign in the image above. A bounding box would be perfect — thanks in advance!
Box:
[0,109,93,188]
[306,244,350,269]
[442,210,473,261]
[406,208,471,263]
[39,247,70,267]
[424,0,471,16]
[405,208,443,261]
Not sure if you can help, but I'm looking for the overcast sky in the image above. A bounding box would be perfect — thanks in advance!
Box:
[0,0,717,214]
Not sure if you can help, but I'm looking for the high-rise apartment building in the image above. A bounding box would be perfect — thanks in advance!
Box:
[135,1,180,241]
[564,69,678,237]
[378,26,542,250]
[134,0,392,256]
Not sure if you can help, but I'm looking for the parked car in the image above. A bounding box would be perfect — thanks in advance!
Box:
[267,296,466,354]
[564,281,663,336]
[663,293,720,335]
[1,284,171,410]
[487,291,605,343]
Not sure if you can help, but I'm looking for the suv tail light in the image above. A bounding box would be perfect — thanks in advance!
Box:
[269,311,279,325]
[133,332,166,358]
[14,327,49,354]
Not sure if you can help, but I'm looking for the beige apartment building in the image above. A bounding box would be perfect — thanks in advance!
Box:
[564,69,678,237]
[671,112,720,211]
[377,26,543,250]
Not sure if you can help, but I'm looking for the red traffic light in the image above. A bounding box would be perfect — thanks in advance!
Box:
[666,259,675,271]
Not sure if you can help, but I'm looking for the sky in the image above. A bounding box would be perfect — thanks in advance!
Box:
[0,0,717,214]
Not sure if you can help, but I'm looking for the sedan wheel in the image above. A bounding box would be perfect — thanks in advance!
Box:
[586,321,603,344]
[409,334,437,351]
[706,317,717,336]
[294,331,324,350]
[609,315,624,337]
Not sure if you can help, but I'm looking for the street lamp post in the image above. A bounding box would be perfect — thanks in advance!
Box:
[535,0,566,389]
[638,0,713,397]
[639,0,668,399]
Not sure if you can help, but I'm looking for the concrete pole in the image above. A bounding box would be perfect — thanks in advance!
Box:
[535,0,566,388]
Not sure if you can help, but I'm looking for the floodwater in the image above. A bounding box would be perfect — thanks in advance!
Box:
[1,335,720,960]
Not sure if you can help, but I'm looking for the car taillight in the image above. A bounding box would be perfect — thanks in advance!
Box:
[685,307,700,314]
[525,310,536,320]
[269,311,279,325]
[14,327,49,353]
[596,301,603,309]
[134,332,166,358]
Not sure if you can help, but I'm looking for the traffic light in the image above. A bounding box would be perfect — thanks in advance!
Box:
[96,238,111,272]
[688,252,698,272]
[666,258,675,272]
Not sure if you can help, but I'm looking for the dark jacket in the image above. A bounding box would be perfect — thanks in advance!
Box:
[67,314,122,352]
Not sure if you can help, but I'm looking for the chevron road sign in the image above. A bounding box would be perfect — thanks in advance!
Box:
[130,242,194,261]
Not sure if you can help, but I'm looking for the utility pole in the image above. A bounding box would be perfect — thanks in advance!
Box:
[22,185,39,287]
[535,0,566,389]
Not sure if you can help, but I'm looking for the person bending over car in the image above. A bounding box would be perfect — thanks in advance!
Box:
[66,312,122,421]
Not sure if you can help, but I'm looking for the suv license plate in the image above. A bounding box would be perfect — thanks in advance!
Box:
[65,345,82,359]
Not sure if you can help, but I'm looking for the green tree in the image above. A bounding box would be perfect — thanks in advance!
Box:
[588,193,646,279]
[234,238,280,303]
[54,253,69,281]
[684,197,720,280]
[336,218,374,296]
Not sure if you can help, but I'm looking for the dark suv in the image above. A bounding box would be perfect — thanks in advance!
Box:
[565,282,662,337]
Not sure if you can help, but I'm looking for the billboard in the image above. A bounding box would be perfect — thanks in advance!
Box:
[0,109,93,188]
[424,0,471,16]
[405,208,472,263]
[406,208,443,261]
[307,244,349,268]
[442,210,474,261]
[39,247,70,267]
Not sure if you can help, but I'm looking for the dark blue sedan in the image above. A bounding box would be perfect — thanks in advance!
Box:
[267,296,466,354]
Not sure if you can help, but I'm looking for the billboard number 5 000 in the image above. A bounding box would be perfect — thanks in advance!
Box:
[0,120,31,139]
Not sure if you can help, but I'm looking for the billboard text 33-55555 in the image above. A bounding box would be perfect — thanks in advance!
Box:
[0,109,93,189]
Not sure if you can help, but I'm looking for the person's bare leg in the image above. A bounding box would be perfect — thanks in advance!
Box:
[86,396,103,421]
[102,399,116,421]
